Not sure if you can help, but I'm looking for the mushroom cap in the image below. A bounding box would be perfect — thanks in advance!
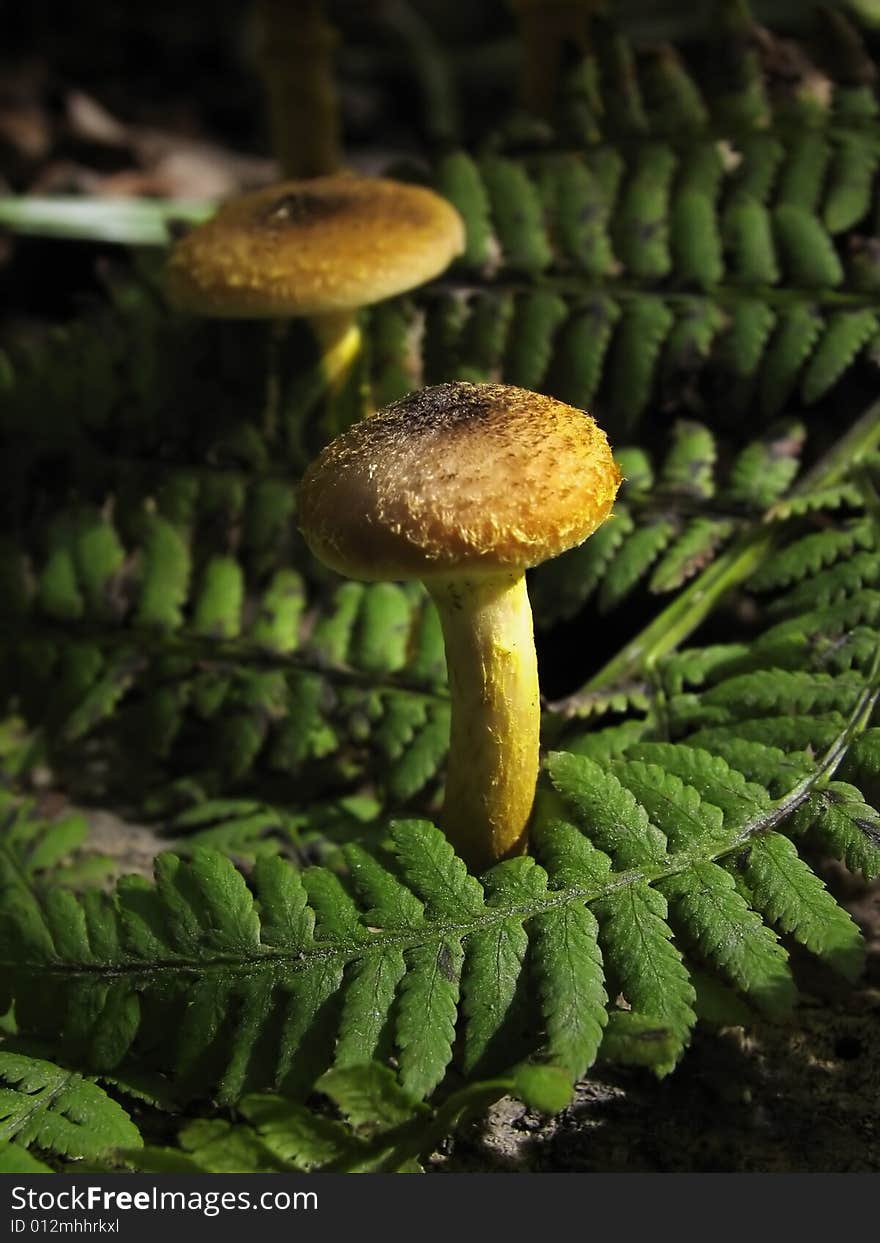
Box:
[297,382,622,580]
[165,176,465,317]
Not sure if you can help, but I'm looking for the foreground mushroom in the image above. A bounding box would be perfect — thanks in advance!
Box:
[297,381,621,871]
[166,176,465,402]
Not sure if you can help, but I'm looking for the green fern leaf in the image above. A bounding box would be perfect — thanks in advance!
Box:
[549,296,621,409]
[641,44,709,133]
[316,1062,424,1132]
[730,135,785,204]
[823,138,878,233]
[539,154,617,278]
[767,482,862,521]
[689,713,848,758]
[250,568,305,655]
[710,11,771,130]
[738,833,864,979]
[776,133,832,212]
[610,758,726,851]
[382,701,451,803]
[546,751,667,868]
[597,1011,683,1071]
[397,936,464,1100]
[0,1051,141,1160]
[791,782,880,880]
[750,519,874,592]
[658,863,796,1017]
[681,734,813,798]
[623,742,770,828]
[480,156,552,275]
[661,420,717,499]
[670,189,724,290]
[698,669,866,721]
[38,521,84,622]
[608,296,675,429]
[649,517,735,593]
[722,196,779,285]
[724,420,804,510]
[592,884,696,1072]
[435,152,492,270]
[456,291,514,384]
[768,550,878,614]
[191,556,244,640]
[459,858,541,1076]
[532,897,607,1080]
[772,205,844,288]
[368,300,419,405]
[717,298,777,388]
[594,20,649,134]
[659,644,749,694]
[801,310,879,405]
[758,304,824,417]
[530,506,634,627]
[0,1142,53,1173]
[351,583,413,676]
[504,291,569,391]
[0,795,90,878]
[613,143,677,279]
[598,518,678,611]
[660,300,726,398]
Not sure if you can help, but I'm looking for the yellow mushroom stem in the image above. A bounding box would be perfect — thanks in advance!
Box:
[310,310,363,396]
[428,570,540,872]
[511,0,602,118]
[265,313,363,447]
[256,0,342,178]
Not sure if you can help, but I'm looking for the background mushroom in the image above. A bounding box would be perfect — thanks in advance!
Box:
[255,0,341,178]
[297,380,622,871]
[166,175,465,437]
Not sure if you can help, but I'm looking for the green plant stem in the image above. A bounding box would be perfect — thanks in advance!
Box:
[572,394,880,703]
[0,198,213,245]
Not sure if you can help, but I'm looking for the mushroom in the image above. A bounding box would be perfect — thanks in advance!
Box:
[510,0,604,119]
[165,175,465,416]
[297,381,622,871]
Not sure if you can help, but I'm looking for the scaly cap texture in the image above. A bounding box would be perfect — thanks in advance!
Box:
[166,176,465,317]
[297,381,622,579]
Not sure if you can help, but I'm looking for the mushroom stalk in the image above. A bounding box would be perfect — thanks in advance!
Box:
[428,571,539,872]
[510,0,600,118]
[256,0,342,178]
[311,310,363,395]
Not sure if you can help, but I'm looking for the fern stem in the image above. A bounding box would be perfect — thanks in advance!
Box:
[572,395,880,703]
[429,572,540,870]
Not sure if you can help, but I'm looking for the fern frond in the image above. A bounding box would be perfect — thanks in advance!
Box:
[801,309,880,405]
[0,1051,141,1161]
[737,833,864,980]
[791,782,880,880]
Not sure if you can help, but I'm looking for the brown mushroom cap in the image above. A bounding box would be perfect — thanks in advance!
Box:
[297,382,622,580]
[166,176,465,317]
